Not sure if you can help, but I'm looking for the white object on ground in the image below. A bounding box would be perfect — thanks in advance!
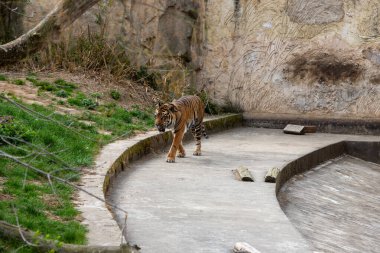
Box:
[233,242,261,253]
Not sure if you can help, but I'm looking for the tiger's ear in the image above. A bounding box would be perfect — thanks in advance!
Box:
[153,96,162,108]
[155,100,162,108]
[168,103,178,112]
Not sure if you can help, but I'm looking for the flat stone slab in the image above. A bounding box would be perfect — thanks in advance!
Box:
[107,128,379,252]
[283,124,305,135]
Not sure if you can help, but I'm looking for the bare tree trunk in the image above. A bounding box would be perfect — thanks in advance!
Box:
[0,0,101,65]
[0,0,26,43]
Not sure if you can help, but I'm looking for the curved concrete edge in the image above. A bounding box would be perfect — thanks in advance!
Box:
[274,140,380,251]
[275,140,380,195]
[76,114,242,247]
[275,141,346,195]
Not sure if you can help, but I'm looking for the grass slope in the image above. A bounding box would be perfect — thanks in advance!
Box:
[0,94,154,252]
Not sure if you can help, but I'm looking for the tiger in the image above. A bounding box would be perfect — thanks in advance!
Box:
[154,95,208,163]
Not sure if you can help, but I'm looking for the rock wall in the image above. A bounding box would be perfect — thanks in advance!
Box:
[19,0,204,96]
[10,0,380,118]
[199,0,380,118]
[63,0,201,66]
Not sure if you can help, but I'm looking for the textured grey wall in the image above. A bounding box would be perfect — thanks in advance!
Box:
[18,0,380,118]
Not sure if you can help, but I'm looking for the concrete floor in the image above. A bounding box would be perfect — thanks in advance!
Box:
[107,127,379,253]
[278,155,380,253]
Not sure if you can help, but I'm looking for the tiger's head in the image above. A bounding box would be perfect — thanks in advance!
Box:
[155,101,178,132]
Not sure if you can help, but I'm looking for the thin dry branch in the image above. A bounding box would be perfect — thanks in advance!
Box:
[12,205,37,247]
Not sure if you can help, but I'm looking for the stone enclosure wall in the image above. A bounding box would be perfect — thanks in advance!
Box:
[11,0,380,118]
[200,0,380,118]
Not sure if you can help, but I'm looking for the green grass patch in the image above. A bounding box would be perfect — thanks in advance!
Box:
[0,96,154,250]
[0,100,101,247]
[81,104,154,137]
[12,79,26,86]
[26,75,38,84]
[27,77,78,97]
[57,100,66,105]
[55,89,69,98]
[54,79,77,93]
[0,236,36,253]
[110,90,121,100]
[91,92,103,99]
[33,80,56,92]
[0,74,8,81]
[67,93,98,110]
[0,118,36,143]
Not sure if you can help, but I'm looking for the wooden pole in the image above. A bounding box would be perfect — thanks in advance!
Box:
[264,167,280,183]
[233,166,254,182]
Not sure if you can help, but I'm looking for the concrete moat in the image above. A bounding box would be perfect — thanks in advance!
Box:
[106,128,379,253]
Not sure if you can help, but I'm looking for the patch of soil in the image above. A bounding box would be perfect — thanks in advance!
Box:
[44,210,64,222]
[0,80,82,115]
[0,194,14,201]
[26,180,43,186]
[0,81,49,106]
[0,176,6,191]
[0,69,159,112]
[98,129,112,135]
[0,176,13,201]
[42,194,61,208]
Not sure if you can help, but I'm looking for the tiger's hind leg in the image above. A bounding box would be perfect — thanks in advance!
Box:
[191,124,202,156]
[177,141,186,158]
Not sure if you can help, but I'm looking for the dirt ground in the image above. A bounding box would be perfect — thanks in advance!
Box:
[0,69,159,114]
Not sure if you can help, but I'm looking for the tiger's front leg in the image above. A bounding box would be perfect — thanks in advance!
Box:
[167,129,185,163]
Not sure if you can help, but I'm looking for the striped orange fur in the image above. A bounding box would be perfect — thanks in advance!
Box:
[155,95,208,163]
